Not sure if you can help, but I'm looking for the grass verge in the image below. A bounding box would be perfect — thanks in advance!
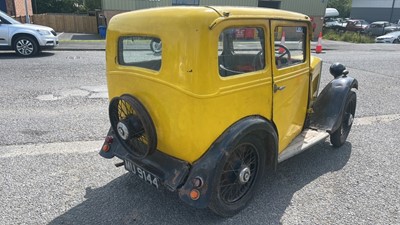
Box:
[323,30,375,43]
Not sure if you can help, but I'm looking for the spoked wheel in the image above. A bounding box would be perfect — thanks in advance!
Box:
[150,39,162,53]
[209,135,266,217]
[330,91,357,147]
[109,94,157,158]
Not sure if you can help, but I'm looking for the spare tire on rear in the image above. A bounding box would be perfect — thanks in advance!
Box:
[109,94,157,158]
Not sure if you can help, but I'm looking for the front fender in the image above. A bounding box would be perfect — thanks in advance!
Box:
[309,75,358,133]
[10,29,40,45]
[178,116,278,209]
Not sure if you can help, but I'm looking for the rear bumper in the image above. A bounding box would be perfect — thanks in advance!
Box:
[99,117,277,209]
[99,128,190,191]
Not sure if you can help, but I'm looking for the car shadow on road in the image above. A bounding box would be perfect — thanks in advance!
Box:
[48,141,351,225]
[0,52,55,59]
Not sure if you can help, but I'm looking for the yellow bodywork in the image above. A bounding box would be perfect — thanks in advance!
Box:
[105,6,322,163]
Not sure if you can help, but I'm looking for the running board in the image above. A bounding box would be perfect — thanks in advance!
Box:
[278,129,329,163]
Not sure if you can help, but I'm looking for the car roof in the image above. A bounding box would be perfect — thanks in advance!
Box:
[108,6,310,33]
[371,21,389,24]
[348,19,366,22]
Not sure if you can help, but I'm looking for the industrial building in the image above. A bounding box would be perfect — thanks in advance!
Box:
[101,0,328,39]
[351,0,400,23]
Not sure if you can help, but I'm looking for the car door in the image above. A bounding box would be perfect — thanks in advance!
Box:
[376,23,384,35]
[270,21,310,152]
[0,17,9,46]
[368,23,379,35]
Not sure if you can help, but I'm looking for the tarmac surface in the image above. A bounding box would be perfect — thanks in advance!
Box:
[56,32,400,52]
[57,32,106,51]
[54,32,343,52]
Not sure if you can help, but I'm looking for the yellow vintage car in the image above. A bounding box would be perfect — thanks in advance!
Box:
[99,6,358,217]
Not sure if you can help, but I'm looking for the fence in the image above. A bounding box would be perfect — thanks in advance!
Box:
[15,14,98,34]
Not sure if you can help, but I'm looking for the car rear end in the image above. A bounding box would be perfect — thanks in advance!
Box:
[100,7,224,191]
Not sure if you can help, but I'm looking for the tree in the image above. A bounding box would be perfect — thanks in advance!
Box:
[327,0,352,18]
[84,0,101,11]
[35,0,101,14]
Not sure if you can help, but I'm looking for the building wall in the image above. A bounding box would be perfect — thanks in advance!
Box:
[102,0,326,15]
[2,0,32,17]
[0,0,6,12]
[101,0,326,38]
[280,0,326,39]
[351,0,400,23]
[13,0,32,17]
[282,0,326,16]
[5,0,14,15]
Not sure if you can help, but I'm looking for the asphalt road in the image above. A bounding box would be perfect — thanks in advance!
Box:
[0,46,399,225]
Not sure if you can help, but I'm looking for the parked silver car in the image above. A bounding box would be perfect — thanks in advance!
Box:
[0,10,58,56]
[366,21,400,36]
[375,31,400,43]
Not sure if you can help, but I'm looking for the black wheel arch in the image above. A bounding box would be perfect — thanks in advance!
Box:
[12,33,40,50]
[309,75,358,133]
[177,115,278,209]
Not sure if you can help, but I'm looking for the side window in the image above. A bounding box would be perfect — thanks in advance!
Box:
[274,26,306,69]
[118,36,162,71]
[218,27,265,77]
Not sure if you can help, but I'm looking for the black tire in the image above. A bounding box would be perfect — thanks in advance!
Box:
[109,94,157,158]
[330,91,357,147]
[393,39,400,44]
[208,135,266,217]
[13,36,39,57]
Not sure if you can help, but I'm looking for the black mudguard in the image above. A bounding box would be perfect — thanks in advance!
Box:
[309,75,358,133]
[178,116,278,209]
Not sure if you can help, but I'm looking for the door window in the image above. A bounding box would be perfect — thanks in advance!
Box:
[274,26,306,69]
[218,27,265,77]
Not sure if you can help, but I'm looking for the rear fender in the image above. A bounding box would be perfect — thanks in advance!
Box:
[309,75,358,133]
[178,116,278,209]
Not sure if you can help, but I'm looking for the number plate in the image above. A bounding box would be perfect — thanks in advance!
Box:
[124,159,160,189]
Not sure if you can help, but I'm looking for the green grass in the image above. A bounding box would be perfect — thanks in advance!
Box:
[323,30,375,43]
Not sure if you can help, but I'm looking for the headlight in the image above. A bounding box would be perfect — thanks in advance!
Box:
[36,29,51,35]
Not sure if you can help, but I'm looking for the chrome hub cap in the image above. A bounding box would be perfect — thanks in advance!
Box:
[117,122,129,140]
[239,167,251,184]
[16,40,33,55]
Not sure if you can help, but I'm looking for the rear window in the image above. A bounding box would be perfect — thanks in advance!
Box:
[118,36,162,71]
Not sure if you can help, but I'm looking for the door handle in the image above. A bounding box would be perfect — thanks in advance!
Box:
[274,84,286,93]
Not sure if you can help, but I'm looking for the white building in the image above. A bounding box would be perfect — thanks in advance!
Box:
[351,0,400,23]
